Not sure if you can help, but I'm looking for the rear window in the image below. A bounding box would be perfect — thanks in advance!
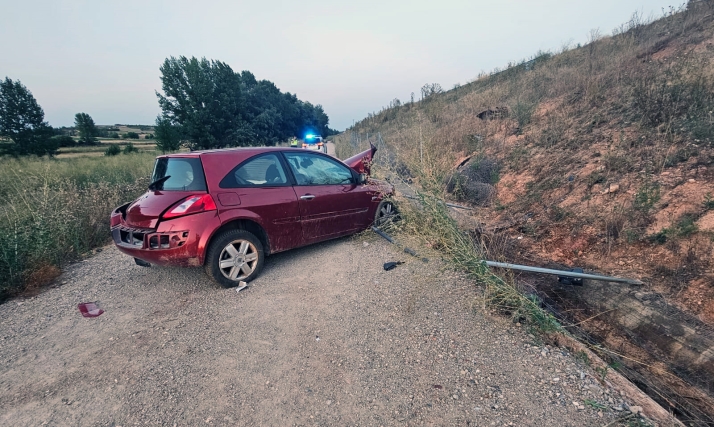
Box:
[151,157,207,191]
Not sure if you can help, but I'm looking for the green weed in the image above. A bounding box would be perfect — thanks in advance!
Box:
[632,181,661,215]
[703,193,714,210]
[674,213,698,237]
[583,399,607,410]
[511,99,537,128]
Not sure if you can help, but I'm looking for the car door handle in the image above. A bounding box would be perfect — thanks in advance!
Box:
[300,194,315,200]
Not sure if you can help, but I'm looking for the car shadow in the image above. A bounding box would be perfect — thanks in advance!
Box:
[143,235,356,291]
[262,236,352,270]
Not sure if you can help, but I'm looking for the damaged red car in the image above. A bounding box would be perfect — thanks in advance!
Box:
[110,144,397,287]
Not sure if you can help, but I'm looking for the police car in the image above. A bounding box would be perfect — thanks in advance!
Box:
[301,134,326,153]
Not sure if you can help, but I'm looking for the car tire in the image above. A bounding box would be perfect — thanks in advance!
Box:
[374,199,400,227]
[205,229,264,288]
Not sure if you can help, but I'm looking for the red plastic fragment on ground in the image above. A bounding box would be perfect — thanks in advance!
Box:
[77,302,103,318]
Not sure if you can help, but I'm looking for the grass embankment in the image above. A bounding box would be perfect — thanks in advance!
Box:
[0,153,155,300]
[335,3,714,327]
[394,180,561,332]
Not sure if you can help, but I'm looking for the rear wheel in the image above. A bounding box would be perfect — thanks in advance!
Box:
[374,200,400,227]
[205,229,264,288]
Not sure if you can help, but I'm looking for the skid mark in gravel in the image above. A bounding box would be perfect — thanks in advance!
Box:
[1,237,629,426]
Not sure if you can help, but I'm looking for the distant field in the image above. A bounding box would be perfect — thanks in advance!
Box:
[56,139,157,158]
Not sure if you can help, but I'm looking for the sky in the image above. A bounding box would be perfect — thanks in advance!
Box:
[0,0,678,131]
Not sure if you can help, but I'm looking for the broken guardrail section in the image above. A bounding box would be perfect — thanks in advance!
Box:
[372,227,642,285]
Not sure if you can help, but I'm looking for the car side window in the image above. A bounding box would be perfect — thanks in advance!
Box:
[283,152,353,186]
[219,154,288,188]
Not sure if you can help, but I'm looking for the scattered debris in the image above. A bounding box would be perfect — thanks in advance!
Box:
[236,281,248,293]
[134,258,151,267]
[383,261,403,271]
[371,227,429,263]
[77,302,104,318]
[476,107,508,120]
[557,268,584,286]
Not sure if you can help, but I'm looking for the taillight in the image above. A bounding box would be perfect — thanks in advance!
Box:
[162,194,217,220]
[302,144,307,148]
[317,142,323,146]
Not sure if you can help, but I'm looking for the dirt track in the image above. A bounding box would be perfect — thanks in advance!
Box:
[1,236,637,426]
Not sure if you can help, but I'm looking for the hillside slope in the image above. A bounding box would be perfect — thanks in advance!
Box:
[334,2,714,423]
[337,3,714,321]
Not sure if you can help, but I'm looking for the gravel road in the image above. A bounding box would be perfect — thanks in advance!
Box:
[1,235,636,426]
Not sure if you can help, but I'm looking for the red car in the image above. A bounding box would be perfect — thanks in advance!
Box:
[110,145,397,287]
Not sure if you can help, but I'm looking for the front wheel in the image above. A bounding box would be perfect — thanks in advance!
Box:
[374,199,400,227]
[205,229,264,288]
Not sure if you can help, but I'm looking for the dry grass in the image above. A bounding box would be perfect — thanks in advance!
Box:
[334,2,714,295]
[0,153,154,300]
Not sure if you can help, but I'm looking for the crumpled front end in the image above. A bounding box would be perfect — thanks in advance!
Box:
[344,142,377,175]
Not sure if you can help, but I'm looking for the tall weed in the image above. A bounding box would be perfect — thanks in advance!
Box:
[0,153,154,299]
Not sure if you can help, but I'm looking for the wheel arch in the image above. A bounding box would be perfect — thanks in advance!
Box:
[202,218,271,265]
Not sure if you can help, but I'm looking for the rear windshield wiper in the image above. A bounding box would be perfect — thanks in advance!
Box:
[148,175,171,191]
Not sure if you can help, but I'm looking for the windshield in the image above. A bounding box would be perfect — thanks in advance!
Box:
[151,157,207,191]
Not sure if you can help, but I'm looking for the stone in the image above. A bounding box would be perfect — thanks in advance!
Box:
[609,184,620,193]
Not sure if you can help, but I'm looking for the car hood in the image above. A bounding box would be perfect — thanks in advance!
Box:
[343,142,377,175]
[124,190,197,228]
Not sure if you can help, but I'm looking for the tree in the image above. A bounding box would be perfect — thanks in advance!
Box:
[157,56,244,149]
[0,77,55,156]
[154,115,181,153]
[156,56,336,148]
[74,112,99,145]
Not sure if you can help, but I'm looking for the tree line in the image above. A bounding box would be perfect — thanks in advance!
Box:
[1,57,336,155]
[155,56,336,151]
[0,77,117,156]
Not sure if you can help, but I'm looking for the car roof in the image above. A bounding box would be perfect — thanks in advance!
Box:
[157,146,303,158]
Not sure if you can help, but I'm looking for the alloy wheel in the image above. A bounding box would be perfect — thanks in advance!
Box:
[218,239,259,281]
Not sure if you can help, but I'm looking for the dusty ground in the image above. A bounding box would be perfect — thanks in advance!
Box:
[1,236,644,426]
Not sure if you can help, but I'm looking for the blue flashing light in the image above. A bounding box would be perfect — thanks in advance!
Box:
[305,134,315,140]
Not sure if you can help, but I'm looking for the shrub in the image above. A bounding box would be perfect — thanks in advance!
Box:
[124,132,140,139]
[511,100,536,128]
[123,143,139,154]
[674,213,698,237]
[51,135,75,147]
[105,144,121,156]
[633,181,660,215]
[704,193,714,210]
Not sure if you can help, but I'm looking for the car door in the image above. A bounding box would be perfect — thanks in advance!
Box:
[215,153,301,253]
[282,151,373,245]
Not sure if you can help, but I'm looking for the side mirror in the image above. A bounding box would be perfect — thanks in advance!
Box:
[357,173,368,185]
